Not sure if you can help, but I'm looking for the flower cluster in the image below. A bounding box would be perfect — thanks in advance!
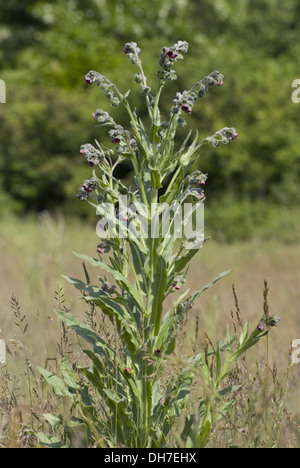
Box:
[123,43,153,99]
[84,70,103,86]
[92,109,114,125]
[172,276,186,291]
[188,171,208,186]
[172,91,194,114]
[187,187,205,200]
[115,202,137,222]
[205,127,238,147]
[171,70,224,114]
[108,125,128,145]
[80,143,102,167]
[197,70,224,98]
[183,233,204,249]
[97,241,112,254]
[101,282,117,294]
[85,71,121,106]
[123,42,141,64]
[178,301,193,312]
[76,177,97,200]
[157,41,189,82]
[257,314,280,332]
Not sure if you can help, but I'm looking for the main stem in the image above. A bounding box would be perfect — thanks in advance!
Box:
[141,186,158,447]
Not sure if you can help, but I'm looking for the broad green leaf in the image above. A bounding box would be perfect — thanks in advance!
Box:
[36,433,67,448]
[197,420,211,448]
[237,320,250,349]
[180,414,196,445]
[55,310,115,359]
[60,356,80,391]
[84,295,140,355]
[43,413,63,428]
[72,252,145,312]
[130,243,149,294]
[155,289,190,354]
[151,169,162,189]
[173,248,201,276]
[103,388,124,404]
[151,254,168,336]
[37,366,74,399]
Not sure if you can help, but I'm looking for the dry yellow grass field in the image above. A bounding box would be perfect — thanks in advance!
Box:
[1,213,300,443]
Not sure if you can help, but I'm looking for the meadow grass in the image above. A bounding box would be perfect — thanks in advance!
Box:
[0,213,300,447]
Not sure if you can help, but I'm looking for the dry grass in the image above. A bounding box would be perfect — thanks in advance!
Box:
[0,213,300,447]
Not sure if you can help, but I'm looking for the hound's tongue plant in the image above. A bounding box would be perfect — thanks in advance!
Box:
[37,41,279,448]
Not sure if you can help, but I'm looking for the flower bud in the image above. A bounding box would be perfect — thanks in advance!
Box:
[111,97,120,107]
[172,276,185,291]
[140,86,151,97]
[101,283,117,294]
[197,83,208,98]
[76,191,89,201]
[181,104,192,114]
[80,143,102,167]
[97,242,111,254]
[177,117,187,128]
[123,42,141,65]
[133,73,143,84]
[92,109,113,124]
[166,50,178,59]
[188,171,208,186]
[84,70,104,86]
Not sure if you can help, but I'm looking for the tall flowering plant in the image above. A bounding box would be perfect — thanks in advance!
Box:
[37,41,279,448]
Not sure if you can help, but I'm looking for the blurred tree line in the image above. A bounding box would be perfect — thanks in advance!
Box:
[0,0,299,238]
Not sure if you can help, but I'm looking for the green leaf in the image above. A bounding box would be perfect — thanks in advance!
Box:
[60,356,80,391]
[151,169,162,189]
[151,254,168,336]
[197,420,211,448]
[155,289,190,354]
[180,414,196,445]
[189,269,231,306]
[72,253,145,312]
[216,344,222,382]
[237,320,250,349]
[61,275,103,297]
[173,248,201,275]
[179,130,199,166]
[36,433,67,448]
[218,385,242,398]
[130,243,149,294]
[55,310,116,359]
[37,366,74,399]
[43,413,63,428]
[103,388,124,404]
[84,295,140,355]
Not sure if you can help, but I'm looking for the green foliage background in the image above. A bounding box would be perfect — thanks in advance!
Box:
[0,0,299,240]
